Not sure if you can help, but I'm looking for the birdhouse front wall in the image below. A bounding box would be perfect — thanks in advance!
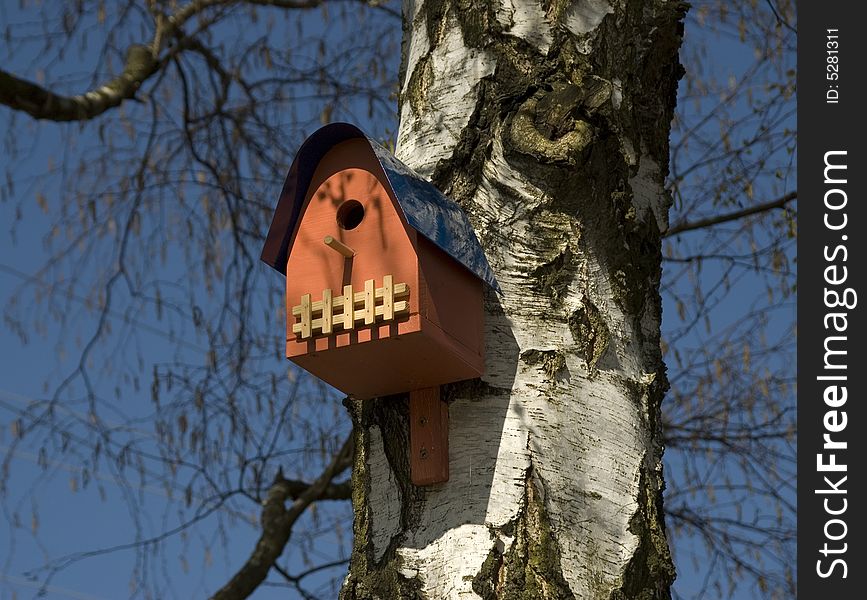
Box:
[284,140,422,357]
[282,139,484,398]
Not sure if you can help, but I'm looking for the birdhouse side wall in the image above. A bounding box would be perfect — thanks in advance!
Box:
[417,236,485,374]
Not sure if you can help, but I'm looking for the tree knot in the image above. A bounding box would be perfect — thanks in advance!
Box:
[508,79,614,165]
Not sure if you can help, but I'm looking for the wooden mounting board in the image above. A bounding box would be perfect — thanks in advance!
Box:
[409,386,449,485]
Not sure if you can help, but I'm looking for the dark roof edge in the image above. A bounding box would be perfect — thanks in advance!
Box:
[260,123,502,295]
[260,122,366,274]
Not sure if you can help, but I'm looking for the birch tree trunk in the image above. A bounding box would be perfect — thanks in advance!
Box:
[341,1,687,597]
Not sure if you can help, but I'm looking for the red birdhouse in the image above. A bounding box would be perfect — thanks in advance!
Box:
[261,123,500,484]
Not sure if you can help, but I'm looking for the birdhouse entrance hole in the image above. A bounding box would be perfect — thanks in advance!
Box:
[336,199,365,230]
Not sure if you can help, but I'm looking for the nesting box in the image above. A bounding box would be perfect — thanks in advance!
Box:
[262,123,499,397]
[261,123,499,484]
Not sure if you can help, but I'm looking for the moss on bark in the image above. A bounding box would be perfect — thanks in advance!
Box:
[472,469,576,600]
[340,397,426,600]
[610,468,676,600]
[568,300,610,375]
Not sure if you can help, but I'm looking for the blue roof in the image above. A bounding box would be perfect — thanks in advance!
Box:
[261,123,501,294]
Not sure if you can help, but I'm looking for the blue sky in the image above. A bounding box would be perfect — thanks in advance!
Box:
[0,2,795,598]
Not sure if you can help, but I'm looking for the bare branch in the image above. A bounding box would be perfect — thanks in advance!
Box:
[0,0,397,123]
[763,0,797,34]
[210,435,354,600]
[0,45,158,122]
[664,191,796,237]
[169,0,399,35]
[173,0,322,29]
[270,559,350,598]
[268,474,352,502]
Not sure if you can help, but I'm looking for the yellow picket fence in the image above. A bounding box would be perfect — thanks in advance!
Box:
[291,275,410,339]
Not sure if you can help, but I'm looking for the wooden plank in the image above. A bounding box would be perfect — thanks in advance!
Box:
[293,300,410,333]
[343,284,354,330]
[378,281,409,301]
[293,317,322,334]
[292,282,408,316]
[382,274,394,321]
[374,300,408,318]
[409,386,449,485]
[299,294,312,339]
[364,279,375,325]
[321,288,332,334]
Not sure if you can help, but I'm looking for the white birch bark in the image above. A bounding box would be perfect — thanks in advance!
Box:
[343,1,687,598]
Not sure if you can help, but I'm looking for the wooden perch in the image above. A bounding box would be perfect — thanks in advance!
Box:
[324,235,355,258]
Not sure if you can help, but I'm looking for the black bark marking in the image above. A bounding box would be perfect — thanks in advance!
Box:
[568,300,610,376]
[472,468,576,599]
